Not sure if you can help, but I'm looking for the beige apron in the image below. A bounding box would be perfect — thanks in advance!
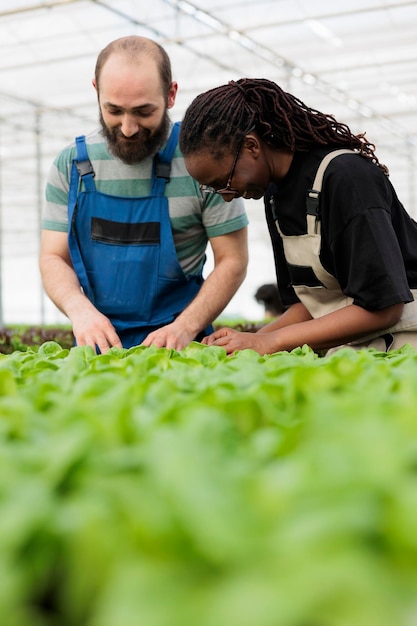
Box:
[274,149,417,353]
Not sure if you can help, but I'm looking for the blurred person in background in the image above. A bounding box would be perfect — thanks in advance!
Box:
[39,36,248,353]
[179,78,417,355]
[254,283,285,318]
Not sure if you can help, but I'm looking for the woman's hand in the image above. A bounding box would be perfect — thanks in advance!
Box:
[202,327,277,355]
[201,301,405,356]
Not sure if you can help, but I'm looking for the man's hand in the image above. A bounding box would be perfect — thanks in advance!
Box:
[141,228,248,351]
[141,321,195,351]
[72,308,123,354]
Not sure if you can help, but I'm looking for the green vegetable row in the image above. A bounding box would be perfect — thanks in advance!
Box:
[1,341,417,626]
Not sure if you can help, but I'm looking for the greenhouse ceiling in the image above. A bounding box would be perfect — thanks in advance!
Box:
[0,0,416,324]
[1,0,416,140]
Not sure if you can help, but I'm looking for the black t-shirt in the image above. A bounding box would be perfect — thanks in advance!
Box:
[265,147,417,311]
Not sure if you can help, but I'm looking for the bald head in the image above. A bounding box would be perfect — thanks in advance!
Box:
[95,36,173,99]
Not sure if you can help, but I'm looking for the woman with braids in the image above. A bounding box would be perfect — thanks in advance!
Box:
[179,78,417,355]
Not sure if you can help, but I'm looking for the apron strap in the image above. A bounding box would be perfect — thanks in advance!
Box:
[306,149,356,232]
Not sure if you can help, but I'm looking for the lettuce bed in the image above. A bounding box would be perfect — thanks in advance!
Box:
[0,322,262,354]
[1,341,417,625]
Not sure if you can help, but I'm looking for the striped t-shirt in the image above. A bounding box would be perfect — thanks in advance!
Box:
[43,128,249,276]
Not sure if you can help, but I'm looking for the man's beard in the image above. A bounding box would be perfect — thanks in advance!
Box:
[99,110,170,165]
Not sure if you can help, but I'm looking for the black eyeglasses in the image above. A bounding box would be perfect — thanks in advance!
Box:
[200,126,254,197]
[200,143,242,197]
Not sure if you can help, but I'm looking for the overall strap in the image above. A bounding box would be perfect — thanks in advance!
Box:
[68,135,96,301]
[306,149,356,220]
[68,135,96,224]
[151,122,181,195]
[74,135,96,189]
[74,135,95,191]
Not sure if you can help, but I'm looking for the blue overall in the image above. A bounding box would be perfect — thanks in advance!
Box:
[68,123,212,349]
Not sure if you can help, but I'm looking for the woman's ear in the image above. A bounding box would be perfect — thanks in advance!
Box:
[244,133,261,158]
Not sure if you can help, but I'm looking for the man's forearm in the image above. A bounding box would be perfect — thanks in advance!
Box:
[174,258,247,336]
[40,252,122,352]
[39,254,92,319]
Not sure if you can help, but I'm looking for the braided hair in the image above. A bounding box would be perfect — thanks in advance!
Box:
[179,78,388,175]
